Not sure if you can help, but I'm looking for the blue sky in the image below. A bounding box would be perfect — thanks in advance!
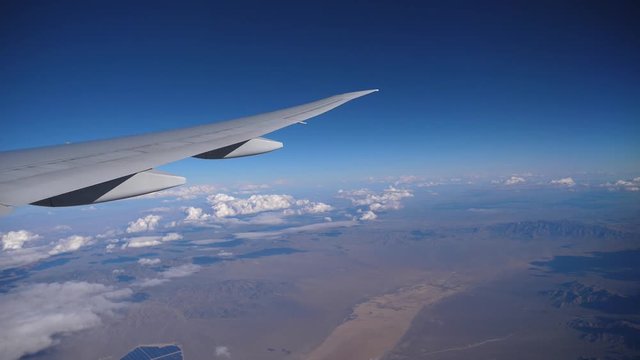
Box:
[1,0,638,185]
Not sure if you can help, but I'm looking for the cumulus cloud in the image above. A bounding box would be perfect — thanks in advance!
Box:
[337,186,412,220]
[504,176,526,185]
[200,193,332,222]
[123,232,183,248]
[0,281,132,360]
[1,230,41,251]
[215,346,231,358]
[602,177,640,192]
[359,211,377,221]
[184,206,212,222]
[126,215,162,233]
[136,264,201,287]
[550,177,576,187]
[138,258,161,266]
[284,199,333,215]
[207,193,294,217]
[49,235,93,255]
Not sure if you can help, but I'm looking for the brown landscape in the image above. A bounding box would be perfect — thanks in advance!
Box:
[30,208,639,360]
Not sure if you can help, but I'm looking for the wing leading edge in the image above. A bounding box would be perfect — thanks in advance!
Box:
[0,89,378,212]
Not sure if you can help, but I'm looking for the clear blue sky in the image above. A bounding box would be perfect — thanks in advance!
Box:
[1,0,638,184]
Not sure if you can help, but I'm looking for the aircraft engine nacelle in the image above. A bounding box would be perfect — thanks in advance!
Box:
[193,137,283,159]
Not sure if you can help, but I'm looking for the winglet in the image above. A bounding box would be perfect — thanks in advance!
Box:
[340,89,379,100]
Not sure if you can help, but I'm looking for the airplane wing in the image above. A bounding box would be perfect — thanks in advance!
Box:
[0,89,377,214]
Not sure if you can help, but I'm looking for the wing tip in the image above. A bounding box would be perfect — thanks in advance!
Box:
[340,88,380,100]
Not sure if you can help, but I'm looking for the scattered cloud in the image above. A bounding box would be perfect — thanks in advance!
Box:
[359,211,377,221]
[49,235,93,255]
[283,199,333,215]
[1,230,41,251]
[175,193,334,225]
[126,215,162,233]
[504,176,526,185]
[215,346,232,358]
[0,281,132,360]
[207,193,294,217]
[136,264,201,287]
[162,264,200,278]
[138,258,161,266]
[123,232,183,249]
[337,186,412,219]
[601,177,640,192]
[550,177,576,187]
[184,206,212,222]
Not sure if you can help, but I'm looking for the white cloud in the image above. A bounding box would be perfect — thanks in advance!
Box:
[126,215,162,233]
[602,177,640,192]
[135,278,167,287]
[0,281,132,360]
[162,264,200,278]
[184,206,212,222]
[0,247,51,269]
[138,258,161,266]
[207,193,294,217]
[205,193,332,220]
[162,233,182,241]
[49,235,93,255]
[359,211,377,221]
[136,264,201,287]
[550,177,576,187]
[504,176,526,185]
[338,186,412,211]
[284,199,333,215]
[123,232,183,249]
[337,186,412,219]
[215,346,231,358]
[1,230,41,251]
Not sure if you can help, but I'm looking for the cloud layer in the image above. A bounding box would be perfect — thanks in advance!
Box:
[0,281,132,360]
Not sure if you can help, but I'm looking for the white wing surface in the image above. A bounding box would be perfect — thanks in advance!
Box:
[0,89,377,212]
